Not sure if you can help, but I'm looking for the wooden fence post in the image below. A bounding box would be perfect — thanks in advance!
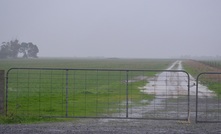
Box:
[0,70,4,115]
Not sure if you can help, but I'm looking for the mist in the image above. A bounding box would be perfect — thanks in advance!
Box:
[0,0,221,58]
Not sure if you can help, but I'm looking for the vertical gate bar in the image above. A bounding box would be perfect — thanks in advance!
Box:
[27,70,30,116]
[0,70,5,115]
[218,90,220,121]
[5,70,9,116]
[126,70,129,118]
[96,70,98,117]
[187,72,190,121]
[196,74,199,123]
[73,70,75,117]
[108,71,110,116]
[66,70,69,117]
[5,73,7,116]
[50,70,53,116]
[39,70,41,117]
[176,72,179,120]
[218,74,220,121]
[219,73,220,121]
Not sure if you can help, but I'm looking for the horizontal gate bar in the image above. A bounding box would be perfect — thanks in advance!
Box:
[6,68,190,121]
[196,72,221,123]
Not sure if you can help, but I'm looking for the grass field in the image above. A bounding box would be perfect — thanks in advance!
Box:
[183,59,221,96]
[0,58,174,70]
[199,60,221,69]
[0,58,174,124]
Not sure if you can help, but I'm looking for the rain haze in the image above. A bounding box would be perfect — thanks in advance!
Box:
[0,0,220,58]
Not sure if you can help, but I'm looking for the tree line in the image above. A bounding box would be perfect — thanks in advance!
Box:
[0,39,39,59]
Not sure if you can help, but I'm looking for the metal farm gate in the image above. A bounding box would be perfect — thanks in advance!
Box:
[6,68,190,121]
[196,72,221,123]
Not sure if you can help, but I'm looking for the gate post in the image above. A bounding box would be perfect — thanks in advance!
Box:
[0,70,4,115]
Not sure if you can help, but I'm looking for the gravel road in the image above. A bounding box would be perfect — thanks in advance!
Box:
[1,118,221,134]
[1,61,220,134]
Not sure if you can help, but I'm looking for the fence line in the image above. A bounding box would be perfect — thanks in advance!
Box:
[196,72,221,123]
[6,68,190,121]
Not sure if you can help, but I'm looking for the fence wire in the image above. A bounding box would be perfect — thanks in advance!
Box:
[6,68,190,120]
[196,72,221,123]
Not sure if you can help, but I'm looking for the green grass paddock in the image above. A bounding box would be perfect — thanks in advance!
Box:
[0,58,174,124]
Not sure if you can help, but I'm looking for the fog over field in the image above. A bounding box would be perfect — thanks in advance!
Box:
[0,0,221,58]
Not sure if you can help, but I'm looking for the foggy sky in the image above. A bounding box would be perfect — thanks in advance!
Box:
[0,0,221,58]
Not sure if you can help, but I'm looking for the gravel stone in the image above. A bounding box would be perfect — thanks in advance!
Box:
[1,118,221,134]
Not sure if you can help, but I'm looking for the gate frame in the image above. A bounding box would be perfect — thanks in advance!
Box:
[6,68,190,121]
[0,70,4,115]
[196,72,221,123]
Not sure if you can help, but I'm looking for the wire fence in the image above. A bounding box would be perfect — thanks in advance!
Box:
[199,60,221,70]
[6,68,190,120]
[196,72,221,123]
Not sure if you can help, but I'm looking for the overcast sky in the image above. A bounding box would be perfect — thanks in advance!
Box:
[0,0,220,58]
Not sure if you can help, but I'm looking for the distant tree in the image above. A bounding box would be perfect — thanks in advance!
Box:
[0,43,9,58]
[9,39,20,58]
[0,39,39,59]
[0,40,20,58]
[28,43,39,58]
[20,42,39,58]
[19,42,28,58]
